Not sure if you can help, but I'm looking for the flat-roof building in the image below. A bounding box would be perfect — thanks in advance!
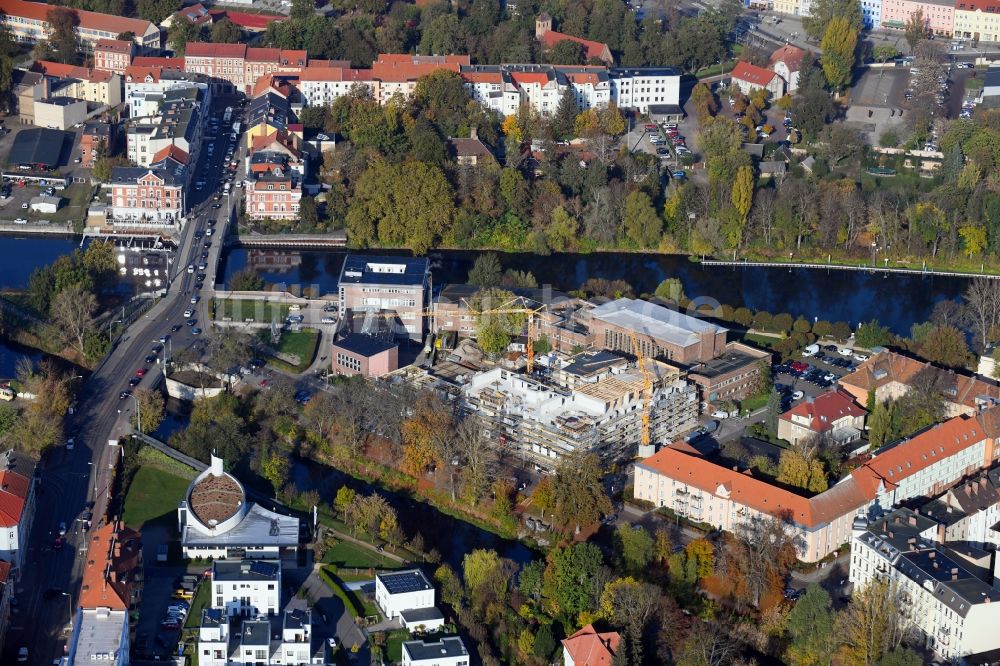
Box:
[402,636,469,666]
[338,255,430,343]
[331,333,399,378]
[65,607,130,666]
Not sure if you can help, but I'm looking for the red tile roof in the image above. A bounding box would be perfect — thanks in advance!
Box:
[299,67,373,82]
[539,29,612,64]
[176,2,211,25]
[461,71,503,84]
[78,522,142,611]
[0,0,155,36]
[769,44,807,72]
[151,145,190,165]
[131,56,183,69]
[184,42,247,59]
[955,0,1000,12]
[510,71,551,86]
[561,624,620,666]
[780,390,866,433]
[95,38,133,54]
[208,8,286,30]
[0,469,29,528]
[731,60,777,86]
[372,54,469,82]
[0,560,11,583]
[33,60,114,83]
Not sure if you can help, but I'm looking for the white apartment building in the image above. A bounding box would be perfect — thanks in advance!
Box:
[0,450,37,575]
[199,608,322,666]
[635,410,1000,562]
[850,508,1000,660]
[608,68,681,113]
[297,67,378,107]
[920,470,1000,549]
[65,607,130,666]
[211,560,281,618]
[465,361,698,470]
[375,570,435,620]
[124,67,211,120]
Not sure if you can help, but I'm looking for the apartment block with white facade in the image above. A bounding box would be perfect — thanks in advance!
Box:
[211,560,281,618]
[0,449,37,576]
[850,507,1000,660]
[402,636,470,666]
[919,469,1000,549]
[199,607,324,666]
[375,570,435,620]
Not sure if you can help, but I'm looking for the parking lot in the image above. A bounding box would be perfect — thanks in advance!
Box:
[773,346,862,409]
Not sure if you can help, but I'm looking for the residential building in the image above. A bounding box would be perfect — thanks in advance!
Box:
[582,297,728,364]
[861,0,885,28]
[109,154,187,228]
[32,60,122,107]
[78,521,144,614]
[184,42,250,93]
[0,561,11,657]
[246,91,298,148]
[919,470,1000,548]
[608,67,681,113]
[371,54,470,104]
[839,350,1000,418]
[769,44,807,93]
[447,131,496,166]
[246,167,302,221]
[338,255,431,343]
[730,60,786,98]
[331,334,399,379]
[177,454,300,560]
[163,2,212,29]
[34,97,88,130]
[79,122,111,168]
[124,65,212,120]
[0,449,36,575]
[562,624,621,666]
[243,47,307,95]
[199,601,325,666]
[954,0,1000,42]
[777,390,867,448]
[65,607,130,666]
[880,0,956,35]
[211,559,281,618]
[465,360,698,469]
[0,0,160,49]
[374,569,445,631]
[635,410,1000,562]
[249,130,307,178]
[298,66,378,107]
[12,69,46,124]
[126,87,205,167]
[93,39,135,76]
[402,636,470,666]
[534,14,614,65]
[850,507,1000,660]
[773,0,802,16]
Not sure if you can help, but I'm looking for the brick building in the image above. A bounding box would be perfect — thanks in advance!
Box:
[109,152,188,228]
[338,255,431,343]
[79,122,112,168]
[93,38,135,76]
[245,168,301,221]
[331,334,400,378]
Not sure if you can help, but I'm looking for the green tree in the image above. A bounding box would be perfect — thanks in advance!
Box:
[856,319,891,348]
[873,45,899,63]
[469,287,523,357]
[654,278,687,304]
[261,451,290,494]
[546,206,579,251]
[133,387,165,434]
[334,486,357,516]
[820,17,857,92]
[623,190,661,248]
[920,325,971,369]
[868,400,891,449]
[467,253,503,286]
[168,17,204,55]
[47,7,81,65]
[729,165,754,248]
[614,524,654,572]
[551,88,578,141]
[541,542,603,621]
[136,0,182,26]
[551,451,612,533]
[463,548,502,595]
[289,0,315,21]
[434,563,464,609]
[92,156,113,183]
[229,267,265,291]
[786,584,836,666]
[691,81,719,121]
[766,389,782,437]
[210,18,242,44]
[548,39,586,65]
[803,0,862,40]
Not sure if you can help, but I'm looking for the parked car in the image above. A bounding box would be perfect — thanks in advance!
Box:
[711,409,731,419]
[791,390,804,400]
[802,344,820,357]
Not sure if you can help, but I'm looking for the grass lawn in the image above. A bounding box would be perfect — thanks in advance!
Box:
[386,629,409,663]
[259,328,318,373]
[214,299,290,323]
[183,581,210,630]
[123,466,191,529]
[740,392,770,413]
[743,333,779,349]
[322,540,403,570]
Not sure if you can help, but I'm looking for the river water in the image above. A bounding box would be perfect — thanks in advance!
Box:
[221,247,972,335]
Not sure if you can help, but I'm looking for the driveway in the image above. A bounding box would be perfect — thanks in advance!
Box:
[291,566,370,661]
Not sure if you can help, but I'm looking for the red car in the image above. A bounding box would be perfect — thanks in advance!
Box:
[644,123,657,130]
[135,368,146,377]
[259,379,270,388]
[53,536,63,550]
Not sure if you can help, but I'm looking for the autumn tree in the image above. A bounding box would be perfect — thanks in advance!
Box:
[49,284,97,356]
[8,359,71,455]
[401,391,455,478]
[261,450,291,495]
[729,165,754,248]
[550,451,611,533]
[868,400,891,449]
[725,515,797,608]
[904,9,929,49]
[919,325,972,369]
[821,17,857,93]
[600,577,660,664]
[623,190,662,248]
[691,81,719,121]
[133,387,165,435]
[836,579,908,666]
[46,7,81,65]
[786,584,836,666]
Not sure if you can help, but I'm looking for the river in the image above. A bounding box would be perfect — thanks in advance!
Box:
[0,234,80,289]
[221,247,972,335]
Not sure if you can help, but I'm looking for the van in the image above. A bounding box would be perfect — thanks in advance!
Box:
[288,304,301,311]
[802,344,820,357]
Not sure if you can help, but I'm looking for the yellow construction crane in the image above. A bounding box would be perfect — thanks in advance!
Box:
[628,329,653,448]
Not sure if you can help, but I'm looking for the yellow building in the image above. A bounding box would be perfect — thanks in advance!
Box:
[773,0,803,16]
[954,0,1000,42]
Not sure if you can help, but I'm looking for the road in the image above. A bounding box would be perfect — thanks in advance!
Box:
[6,96,248,665]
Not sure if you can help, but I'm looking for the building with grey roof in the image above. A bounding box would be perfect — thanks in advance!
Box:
[338,255,431,342]
[65,607,129,666]
[198,607,321,666]
[584,297,728,364]
[850,507,1000,660]
[402,636,469,666]
[211,560,281,618]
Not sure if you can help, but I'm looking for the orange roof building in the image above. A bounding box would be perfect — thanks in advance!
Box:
[535,14,614,66]
[0,0,161,49]
[0,450,36,572]
[78,521,143,611]
[636,409,1000,563]
[730,60,785,97]
[769,44,807,92]
[561,624,621,666]
[778,390,867,447]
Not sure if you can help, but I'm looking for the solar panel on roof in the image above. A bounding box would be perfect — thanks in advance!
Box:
[381,570,431,594]
[248,560,278,578]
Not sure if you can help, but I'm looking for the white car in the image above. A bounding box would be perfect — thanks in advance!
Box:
[823,373,836,382]
[853,352,870,362]
[838,347,853,356]
[711,409,731,419]
[321,316,336,324]
[791,390,804,400]
[183,309,194,317]
[18,647,27,662]
[13,218,28,224]
[190,295,199,304]
[66,437,74,450]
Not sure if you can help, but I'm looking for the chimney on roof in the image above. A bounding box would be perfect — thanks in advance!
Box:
[952,571,958,580]
[470,126,478,141]
[929,551,936,559]
[894,516,901,524]
[888,530,894,538]
[908,515,917,526]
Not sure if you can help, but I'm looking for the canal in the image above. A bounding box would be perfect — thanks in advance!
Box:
[220,246,973,336]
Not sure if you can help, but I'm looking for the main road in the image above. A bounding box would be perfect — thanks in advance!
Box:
[5,97,247,665]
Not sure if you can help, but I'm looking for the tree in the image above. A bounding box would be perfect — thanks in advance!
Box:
[730,165,754,247]
[777,449,811,488]
[964,278,1000,351]
[289,0,315,21]
[836,579,907,666]
[470,287,524,357]
[691,81,719,121]
[92,157,113,183]
[786,584,836,666]
[467,253,503,286]
[8,359,70,455]
[229,267,265,291]
[434,564,464,609]
[904,9,929,50]
[615,524,654,572]
[803,0,862,40]
[542,542,603,621]
[136,0,182,26]
[675,621,740,666]
[920,325,971,369]
[623,190,661,248]
[548,39,586,65]
[133,387,165,434]
[210,18,242,44]
[401,391,454,478]
[765,389,782,437]
[820,17,857,93]
[334,486,356,516]
[49,284,97,355]
[599,577,660,664]
[855,320,891,348]
[550,451,612,533]
[873,45,899,63]
[46,7,80,65]
[455,415,496,502]
[728,516,797,608]
[868,400,891,449]
[168,17,204,55]
[261,450,291,495]
[654,278,687,304]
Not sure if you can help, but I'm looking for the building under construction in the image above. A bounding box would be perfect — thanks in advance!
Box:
[462,351,698,470]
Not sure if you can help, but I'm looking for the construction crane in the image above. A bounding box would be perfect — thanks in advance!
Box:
[628,329,654,449]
